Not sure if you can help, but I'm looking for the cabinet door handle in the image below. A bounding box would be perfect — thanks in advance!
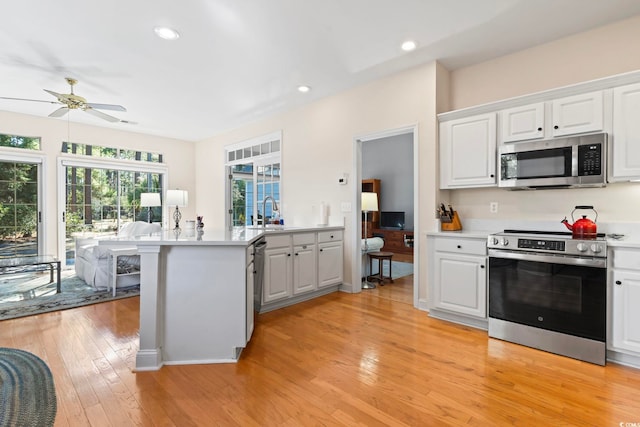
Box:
[330,235,334,239]
[490,174,495,178]
[457,245,461,249]
[615,280,622,285]
[288,253,291,257]
[320,249,324,252]
[537,127,542,131]
[554,125,559,129]
[295,253,299,256]
[480,265,485,269]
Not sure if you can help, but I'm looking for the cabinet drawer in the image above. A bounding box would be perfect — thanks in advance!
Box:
[318,230,343,243]
[614,248,640,270]
[434,238,486,255]
[265,234,291,249]
[293,232,315,246]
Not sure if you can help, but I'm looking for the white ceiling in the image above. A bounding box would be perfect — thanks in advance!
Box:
[1,0,640,142]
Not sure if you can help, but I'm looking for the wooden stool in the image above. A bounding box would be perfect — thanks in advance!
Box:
[367,251,394,285]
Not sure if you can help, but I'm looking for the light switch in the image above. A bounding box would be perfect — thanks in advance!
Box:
[341,202,352,212]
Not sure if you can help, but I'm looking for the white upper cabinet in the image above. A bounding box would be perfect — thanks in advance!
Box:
[439,113,496,189]
[551,91,603,137]
[501,103,544,142]
[500,92,603,143]
[611,82,640,181]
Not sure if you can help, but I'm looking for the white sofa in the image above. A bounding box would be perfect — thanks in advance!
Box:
[75,221,161,290]
[361,237,384,279]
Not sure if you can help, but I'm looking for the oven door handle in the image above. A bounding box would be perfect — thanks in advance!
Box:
[488,249,606,268]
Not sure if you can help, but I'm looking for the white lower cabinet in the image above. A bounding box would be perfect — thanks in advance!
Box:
[427,234,487,329]
[293,233,317,295]
[263,236,293,303]
[609,248,640,363]
[261,228,343,312]
[318,230,344,288]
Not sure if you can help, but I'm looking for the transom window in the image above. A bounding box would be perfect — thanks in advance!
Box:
[61,142,163,163]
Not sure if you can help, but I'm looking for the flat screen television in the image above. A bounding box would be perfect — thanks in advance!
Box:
[379,211,405,229]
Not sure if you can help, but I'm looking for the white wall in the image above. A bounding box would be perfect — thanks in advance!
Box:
[447,14,640,228]
[0,110,196,258]
[195,61,449,301]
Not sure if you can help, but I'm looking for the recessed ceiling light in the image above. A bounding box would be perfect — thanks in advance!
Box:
[401,40,417,52]
[154,26,180,40]
[297,85,311,93]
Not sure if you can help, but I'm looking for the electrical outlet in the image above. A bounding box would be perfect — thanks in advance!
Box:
[490,202,498,214]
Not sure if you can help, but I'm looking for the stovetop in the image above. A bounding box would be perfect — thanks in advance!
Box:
[488,229,607,257]
[500,229,606,240]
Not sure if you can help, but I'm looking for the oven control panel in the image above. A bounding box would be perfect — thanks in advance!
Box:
[518,239,565,252]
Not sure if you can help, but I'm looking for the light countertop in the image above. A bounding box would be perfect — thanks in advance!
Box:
[98,225,344,248]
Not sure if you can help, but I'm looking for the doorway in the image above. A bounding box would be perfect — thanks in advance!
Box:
[354,125,419,307]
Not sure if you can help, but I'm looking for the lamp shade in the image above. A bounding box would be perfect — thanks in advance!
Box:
[166,189,188,207]
[361,192,378,212]
[140,192,161,207]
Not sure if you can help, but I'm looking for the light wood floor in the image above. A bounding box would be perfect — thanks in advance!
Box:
[1,285,640,426]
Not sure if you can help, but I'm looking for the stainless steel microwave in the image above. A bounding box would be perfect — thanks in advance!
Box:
[498,133,607,189]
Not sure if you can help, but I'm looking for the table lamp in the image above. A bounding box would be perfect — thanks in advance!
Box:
[166,189,188,230]
[361,191,379,289]
[140,192,161,224]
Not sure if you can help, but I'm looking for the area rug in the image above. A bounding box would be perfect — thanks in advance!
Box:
[380,261,413,279]
[0,275,140,321]
[0,347,57,426]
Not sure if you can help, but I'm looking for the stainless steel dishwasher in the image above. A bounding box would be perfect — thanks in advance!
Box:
[253,238,267,312]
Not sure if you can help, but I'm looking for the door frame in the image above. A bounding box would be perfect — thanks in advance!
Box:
[0,148,47,257]
[57,155,169,268]
[352,124,419,307]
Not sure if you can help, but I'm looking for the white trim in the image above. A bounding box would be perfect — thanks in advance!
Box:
[224,130,282,151]
[352,124,419,308]
[58,154,168,174]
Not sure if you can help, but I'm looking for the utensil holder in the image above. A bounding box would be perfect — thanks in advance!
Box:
[440,211,462,231]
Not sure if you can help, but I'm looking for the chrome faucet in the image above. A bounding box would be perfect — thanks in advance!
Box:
[262,196,279,228]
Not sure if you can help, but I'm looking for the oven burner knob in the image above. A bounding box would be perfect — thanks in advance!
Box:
[491,238,499,245]
[576,243,588,252]
[590,244,602,253]
[502,239,509,246]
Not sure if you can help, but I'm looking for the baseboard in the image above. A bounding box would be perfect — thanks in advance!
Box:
[259,285,340,313]
[428,308,488,331]
[135,349,163,371]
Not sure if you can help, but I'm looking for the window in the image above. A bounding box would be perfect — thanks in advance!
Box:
[226,132,281,227]
[0,134,41,150]
[61,142,163,163]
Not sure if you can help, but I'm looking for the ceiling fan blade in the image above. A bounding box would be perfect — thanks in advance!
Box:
[43,89,64,100]
[84,107,120,123]
[85,102,126,112]
[0,96,59,105]
[49,107,69,118]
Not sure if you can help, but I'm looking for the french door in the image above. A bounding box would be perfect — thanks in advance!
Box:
[0,155,44,259]
[59,157,167,267]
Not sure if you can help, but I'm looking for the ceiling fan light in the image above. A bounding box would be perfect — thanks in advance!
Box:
[154,26,180,40]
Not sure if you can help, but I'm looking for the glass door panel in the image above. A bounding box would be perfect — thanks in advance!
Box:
[0,161,39,258]
[64,165,163,267]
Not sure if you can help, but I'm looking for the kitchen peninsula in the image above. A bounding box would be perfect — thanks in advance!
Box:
[101,225,344,371]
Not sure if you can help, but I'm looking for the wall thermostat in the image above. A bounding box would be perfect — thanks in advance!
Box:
[338,173,348,185]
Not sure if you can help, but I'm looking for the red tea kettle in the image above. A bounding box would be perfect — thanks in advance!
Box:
[561,205,598,239]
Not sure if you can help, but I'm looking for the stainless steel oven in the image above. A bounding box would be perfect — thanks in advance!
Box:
[487,230,607,365]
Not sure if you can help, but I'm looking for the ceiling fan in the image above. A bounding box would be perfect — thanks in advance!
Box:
[0,77,127,123]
